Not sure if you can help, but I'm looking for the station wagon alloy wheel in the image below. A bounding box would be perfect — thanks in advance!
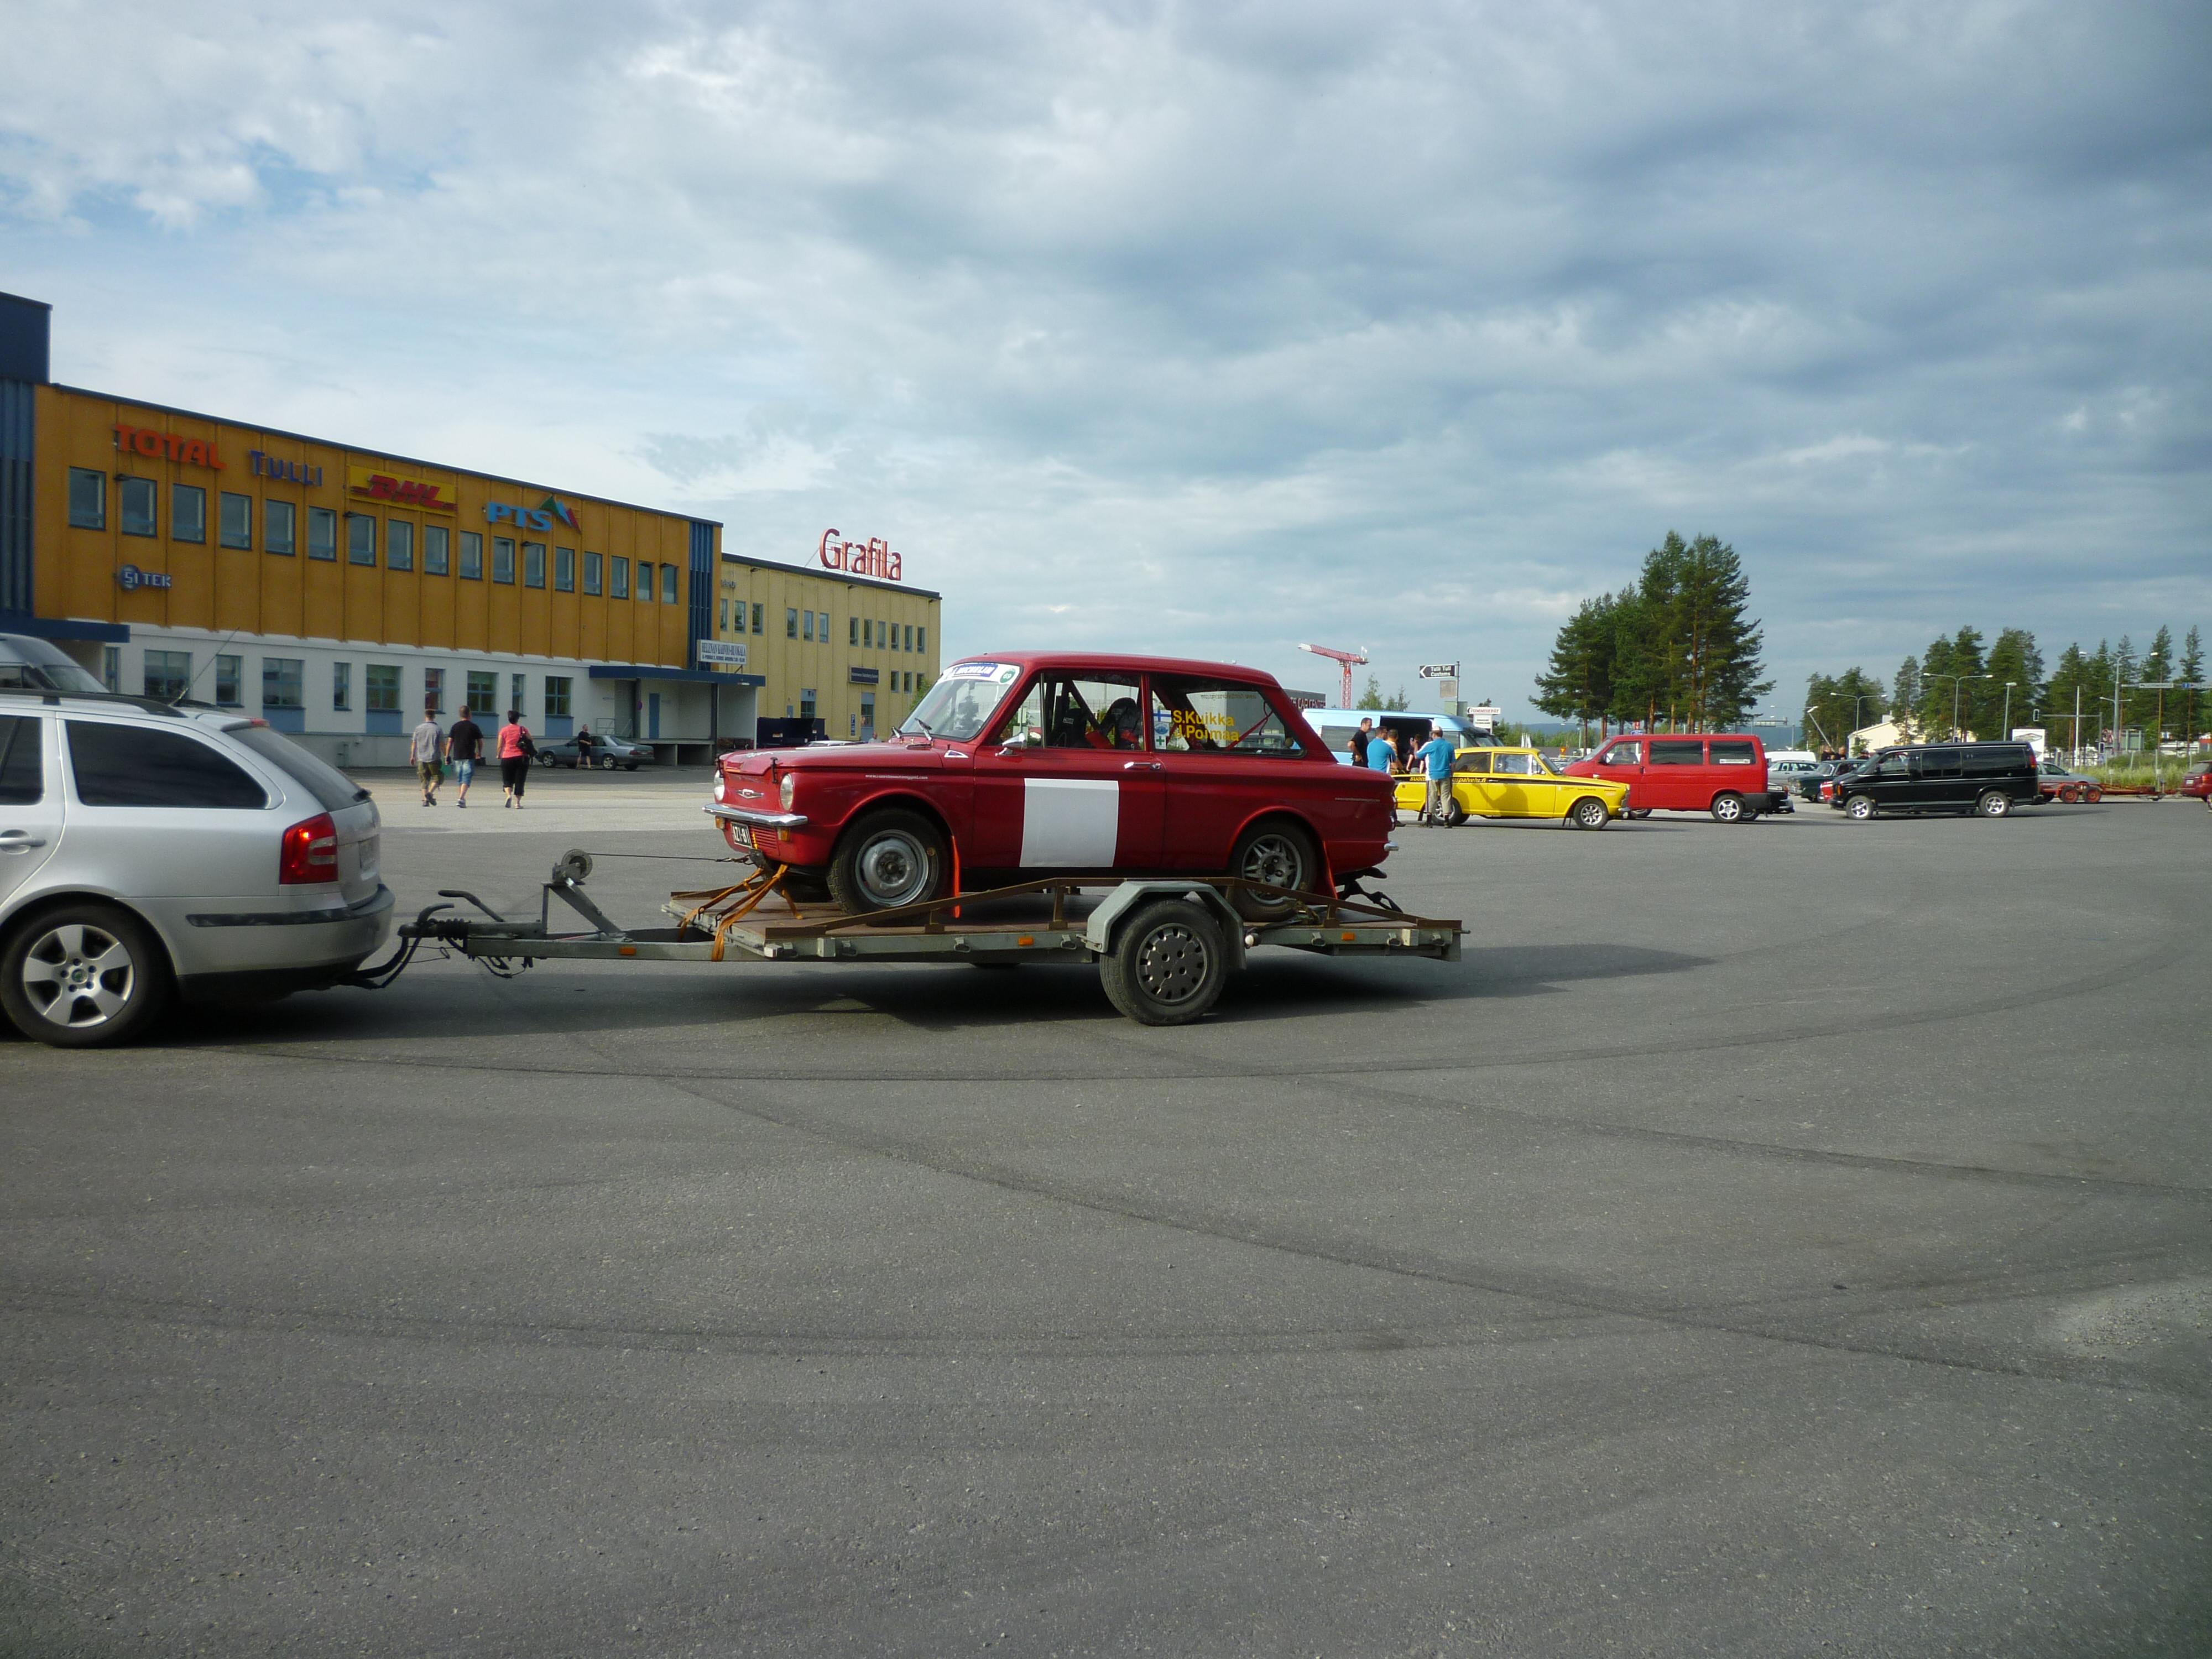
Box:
[1,903,172,1048]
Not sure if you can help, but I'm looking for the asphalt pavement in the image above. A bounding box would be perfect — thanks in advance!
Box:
[4,776,2208,1657]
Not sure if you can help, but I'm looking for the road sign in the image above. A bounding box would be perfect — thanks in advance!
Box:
[1417,662,1459,679]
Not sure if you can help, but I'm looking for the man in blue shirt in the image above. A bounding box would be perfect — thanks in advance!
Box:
[1413,723,1458,825]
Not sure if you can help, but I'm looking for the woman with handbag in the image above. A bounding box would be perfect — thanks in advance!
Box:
[498,709,535,808]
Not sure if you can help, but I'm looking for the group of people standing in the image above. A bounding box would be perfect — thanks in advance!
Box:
[409,708,586,810]
[1345,716,1460,826]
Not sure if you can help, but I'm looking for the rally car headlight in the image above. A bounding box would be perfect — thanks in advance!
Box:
[780,773,796,811]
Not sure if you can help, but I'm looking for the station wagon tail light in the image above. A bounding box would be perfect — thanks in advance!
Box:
[780,773,796,811]
[279,812,340,884]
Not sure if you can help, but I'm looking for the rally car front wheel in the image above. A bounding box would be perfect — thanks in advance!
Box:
[828,808,948,915]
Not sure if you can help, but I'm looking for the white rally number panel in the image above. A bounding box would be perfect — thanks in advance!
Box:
[1020,778,1120,867]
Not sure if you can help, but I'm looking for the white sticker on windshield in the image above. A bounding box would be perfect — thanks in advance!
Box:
[947,661,1004,681]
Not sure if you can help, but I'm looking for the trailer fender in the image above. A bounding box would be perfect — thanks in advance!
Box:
[1083,881,1248,973]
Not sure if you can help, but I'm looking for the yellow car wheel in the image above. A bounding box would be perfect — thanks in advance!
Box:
[1568,796,1610,831]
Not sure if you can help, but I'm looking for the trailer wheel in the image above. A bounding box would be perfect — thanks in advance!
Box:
[828,808,948,914]
[1099,899,1227,1026]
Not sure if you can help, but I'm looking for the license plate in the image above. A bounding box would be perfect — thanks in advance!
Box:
[727,823,754,848]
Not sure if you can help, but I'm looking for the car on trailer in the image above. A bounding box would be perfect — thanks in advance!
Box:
[709,654,1397,920]
[1393,746,1630,828]
[2033,761,2104,804]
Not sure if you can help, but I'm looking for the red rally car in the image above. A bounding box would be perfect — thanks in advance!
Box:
[710,653,1397,917]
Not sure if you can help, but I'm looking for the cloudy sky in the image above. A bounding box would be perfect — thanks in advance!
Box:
[5,0,2207,716]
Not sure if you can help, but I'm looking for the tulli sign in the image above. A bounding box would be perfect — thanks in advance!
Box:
[818,528,902,582]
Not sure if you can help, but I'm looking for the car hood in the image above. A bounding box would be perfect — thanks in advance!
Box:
[727,740,958,775]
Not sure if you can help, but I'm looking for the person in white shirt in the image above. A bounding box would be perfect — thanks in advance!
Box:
[411,710,444,806]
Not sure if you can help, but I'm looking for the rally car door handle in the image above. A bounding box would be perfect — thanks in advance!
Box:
[1123,761,1164,771]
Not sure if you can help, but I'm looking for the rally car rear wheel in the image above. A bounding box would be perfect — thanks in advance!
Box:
[1228,821,1319,922]
[828,808,948,915]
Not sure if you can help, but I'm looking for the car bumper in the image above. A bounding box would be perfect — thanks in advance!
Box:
[153,883,397,982]
[709,805,834,867]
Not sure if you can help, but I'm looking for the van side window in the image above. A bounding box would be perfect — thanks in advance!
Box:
[1920,748,1963,778]
[67,722,268,809]
[0,714,44,805]
[1648,740,1703,765]
[1709,740,1756,765]
[1602,742,1640,765]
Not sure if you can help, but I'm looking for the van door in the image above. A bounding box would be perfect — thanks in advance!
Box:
[0,713,63,910]
[1583,739,1643,805]
[1916,747,1965,810]
[1644,739,1706,810]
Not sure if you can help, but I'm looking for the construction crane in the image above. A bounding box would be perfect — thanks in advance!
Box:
[1299,641,1369,707]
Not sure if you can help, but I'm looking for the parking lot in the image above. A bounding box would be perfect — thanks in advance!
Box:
[4,778,2208,1657]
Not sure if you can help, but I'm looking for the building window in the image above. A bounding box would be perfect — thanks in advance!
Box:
[262,658,304,709]
[221,492,252,550]
[492,538,515,584]
[905,624,914,652]
[347,513,376,565]
[510,672,526,714]
[265,499,296,556]
[101,646,120,692]
[545,676,572,719]
[799,687,816,720]
[332,661,351,711]
[171,484,206,544]
[786,606,798,639]
[366,664,401,714]
[753,603,764,634]
[719,598,728,632]
[458,530,483,581]
[308,506,337,561]
[388,520,415,571]
[802,609,815,642]
[916,627,925,656]
[637,561,653,601]
[215,654,243,707]
[118,477,156,538]
[424,666,444,712]
[583,551,603,594]
[849,615,859,646]
[554,546,575,592]
[68,468,105,529]
[143,650,189,702]
[660,563,677,604]
[523,542,545,588]
[612,556,630,599]
[424,524,449,576]
[467,670,498,715]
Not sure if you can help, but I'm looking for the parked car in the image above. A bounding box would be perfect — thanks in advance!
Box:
[1831,743,2040,819]
[2176,763,2211,806]
[0,688,392,1046]
[535,732,654,770]
[709,654,1395,917]
[2034,762,2104,804]
[1,632,112,695]
[1562,733,1790,822]
[1392,747,1630,829]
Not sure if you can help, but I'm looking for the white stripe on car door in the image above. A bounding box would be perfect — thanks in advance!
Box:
[1020,778,1120,866]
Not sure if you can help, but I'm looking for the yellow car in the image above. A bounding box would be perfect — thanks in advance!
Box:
[1392,747,1630,829]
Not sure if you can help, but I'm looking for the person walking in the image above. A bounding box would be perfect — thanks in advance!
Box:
[1349,716,1373,767]
[410,707,444,806]
[445,706,483,809]
[1413,722,1458,826]
[497,709,534,808]
[1366,726,1401,825]
[575,723,597,770]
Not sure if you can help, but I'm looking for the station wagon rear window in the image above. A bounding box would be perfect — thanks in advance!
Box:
[67,721,268,809]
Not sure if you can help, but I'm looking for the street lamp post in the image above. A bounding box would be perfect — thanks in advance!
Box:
[1922,672,1993,742]
[2001,681,2017,740]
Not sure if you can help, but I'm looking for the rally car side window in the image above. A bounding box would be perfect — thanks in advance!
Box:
[1148,677,1303,757]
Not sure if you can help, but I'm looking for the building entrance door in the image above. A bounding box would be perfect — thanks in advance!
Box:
[648,693,661,740]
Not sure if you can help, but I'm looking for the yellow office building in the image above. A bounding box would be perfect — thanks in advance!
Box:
[0,293,943,763]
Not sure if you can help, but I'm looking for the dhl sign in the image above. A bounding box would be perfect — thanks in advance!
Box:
[347,464,457,514]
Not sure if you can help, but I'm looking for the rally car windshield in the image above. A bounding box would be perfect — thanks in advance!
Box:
[898,666,1018,743]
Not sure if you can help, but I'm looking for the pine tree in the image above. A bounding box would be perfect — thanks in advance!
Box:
[2044,643,2093,750]
[1803,669,1886,755]
[1533,594,1620,741]
[1984,628,2042,739]
[2181,627,2205,747]
[1891,656,1922,741]
[1355,674,1383,711]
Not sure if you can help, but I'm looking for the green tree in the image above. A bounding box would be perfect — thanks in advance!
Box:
[1917,627,1986,738]
[1355,674,1383,711]
[1803,669,1887,755]
[2181,626,2205,747]
[1605,587,1667,730]
[1384,685,1411,712]
[1665,533,1771,728]
[1533,594,1620,742]
[1891,656,1923,741]
[1983,628,2043,738]
[2043,643,2096,750]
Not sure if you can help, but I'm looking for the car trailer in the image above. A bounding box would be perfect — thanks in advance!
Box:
[382,852,1463,1026]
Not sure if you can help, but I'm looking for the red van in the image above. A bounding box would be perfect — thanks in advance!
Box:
[1562,734,1789,822]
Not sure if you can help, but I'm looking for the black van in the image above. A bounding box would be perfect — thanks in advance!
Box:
[1834,743,2040,819]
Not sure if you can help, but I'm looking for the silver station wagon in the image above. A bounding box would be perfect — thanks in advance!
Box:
[0,669,392,1046]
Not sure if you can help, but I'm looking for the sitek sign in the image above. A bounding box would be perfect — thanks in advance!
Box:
[487,497,581,533]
